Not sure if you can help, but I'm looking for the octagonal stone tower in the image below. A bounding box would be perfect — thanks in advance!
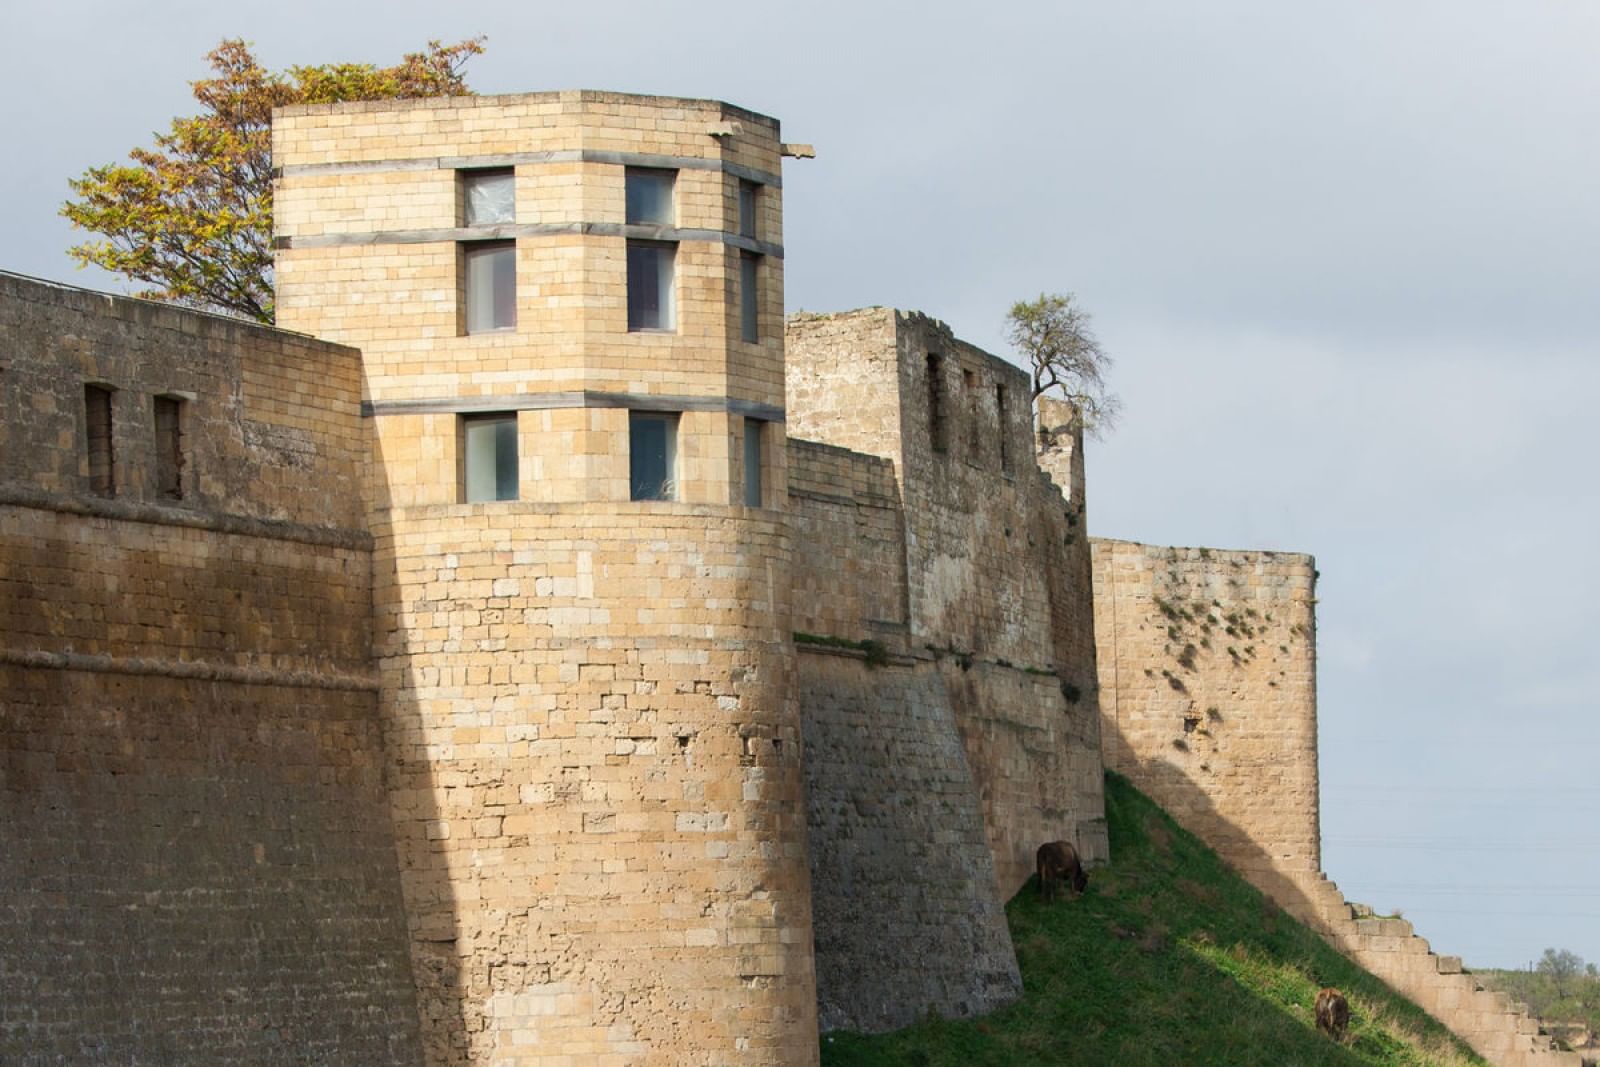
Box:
[273,91,815,1065]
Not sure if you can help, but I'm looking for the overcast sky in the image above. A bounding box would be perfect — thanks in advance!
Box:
[2,0,1595,971]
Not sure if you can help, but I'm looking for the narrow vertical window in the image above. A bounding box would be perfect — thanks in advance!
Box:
[738,180,759,239]
[463,414,519,502]
[462,168,515,226]
[627,241,676,331]
[154,395,184,500]
[626,168,676,225]
[743,418,763,507]
[463,241,517,333]
[963,368,980,461]
[84,384,114,496]
[740,252,760,343]
[630,412,678,501]
[926,354,947,454]
[996,384,1011,473]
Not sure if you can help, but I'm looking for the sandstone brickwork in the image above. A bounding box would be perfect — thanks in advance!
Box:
[781,312,1106,1031]
[789,310,1063,665]
[787,308,1107,900]
[0,273,421,1065]
[1086,513,1569,1067]
[799,651,1020,1032]
[1091,538,1321,904]
[1297,877,1581,1067]
[4,85,1532,1067]
[787,440,905,643]
[275,92,817,1065]
[0,274,366,525]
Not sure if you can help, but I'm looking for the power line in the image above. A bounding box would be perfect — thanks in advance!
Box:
[1366,907,1600,919]
[1327,837,1600,851]
[1342,887,1599,896]
[1324,783,1600,793]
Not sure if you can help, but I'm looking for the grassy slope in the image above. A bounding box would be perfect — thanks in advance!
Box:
[821,772,1485,1067]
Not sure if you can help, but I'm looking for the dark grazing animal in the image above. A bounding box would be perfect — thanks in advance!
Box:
[1315,987,1350,1041]
[1036,840,1088,901]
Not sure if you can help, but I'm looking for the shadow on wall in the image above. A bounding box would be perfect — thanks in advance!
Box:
[799,650,1023,1034]
[367,431,470,1067]
[1100,715,1325,933]
[0,510,431,1065]
[939,658,1109,897]
[384,675,472,1067]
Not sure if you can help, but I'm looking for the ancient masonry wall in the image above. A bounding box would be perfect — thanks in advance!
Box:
[7,82,1555,1067]
[1087,510,1573,1067]
[369,505,811,1064]
[1090,538,1321,907]
[787,440,905,643]
[1300,877,1582,1067]
[0,273,422,1065]
[274,92,818,1065]
[785,309,1106,1032]
[788,308,1107,888]
[798,651,1020,1033]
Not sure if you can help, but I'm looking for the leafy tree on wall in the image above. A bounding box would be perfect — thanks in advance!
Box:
[1005,291,1120,438]
[61,37,485,324]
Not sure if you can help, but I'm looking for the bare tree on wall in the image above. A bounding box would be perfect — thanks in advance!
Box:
[1005,291,1120,439]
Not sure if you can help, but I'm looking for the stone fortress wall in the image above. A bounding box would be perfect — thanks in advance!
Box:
[1090,539,1322,906]
[1084,518,1576,1066]
[784,308,1107,1031]
[272,91,817,1066]
[786,308,1108,891]
[0,273,422,1065]
[0,87,1569,1067]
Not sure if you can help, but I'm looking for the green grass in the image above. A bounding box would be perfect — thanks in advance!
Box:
[820,772,1485,1067]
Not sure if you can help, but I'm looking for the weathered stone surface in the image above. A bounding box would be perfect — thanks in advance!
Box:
[276,92,817,1066]
[1092,538,1321,907]
[787,308,1108,897]
[799,653,1020,1032]
[1299,873,1575,1067]
[0,272,420,1066]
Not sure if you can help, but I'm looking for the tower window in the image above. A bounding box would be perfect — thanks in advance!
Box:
[964,368,980,461]
[926,354,947,454]
[738,180,759,238]
[630,412,678,501]
[84,384,114,496]
[154,395,185,500]
[462,168,515,226]
[743,418,764,507]
[463,241,516,333]
[462,414,519,502]
[627,241,676,331]
[740,252,760,343]
[626,168,676,225]
[996,384,1011,473]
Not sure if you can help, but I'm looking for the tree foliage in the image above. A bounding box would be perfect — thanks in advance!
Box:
[61,37,484,323]
[1480,949,1600,1047]
[1539,948,1585,998]
[1005,291,1120,438]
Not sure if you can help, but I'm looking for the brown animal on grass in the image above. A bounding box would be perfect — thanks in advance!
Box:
[1036,840,1087,901]
[1315,987,1350,1042]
